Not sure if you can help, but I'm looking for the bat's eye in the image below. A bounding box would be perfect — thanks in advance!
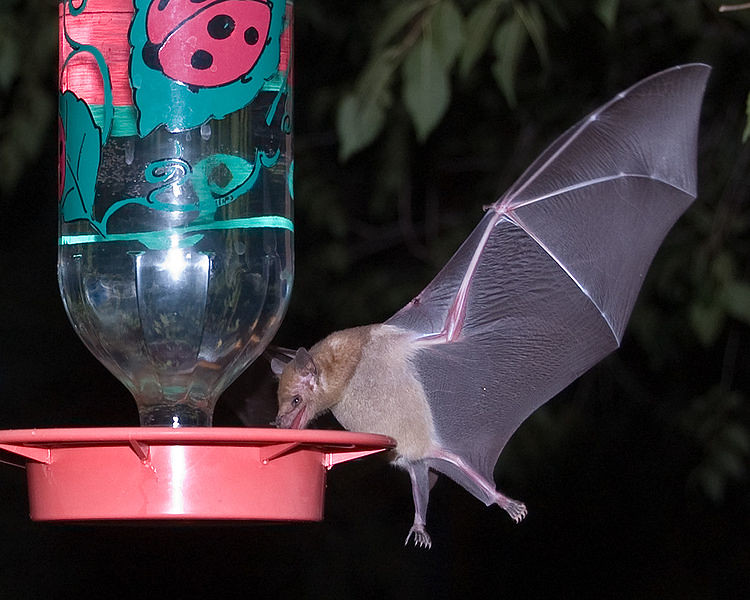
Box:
[291,396,301,406]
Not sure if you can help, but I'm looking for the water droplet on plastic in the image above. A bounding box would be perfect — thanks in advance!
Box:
[200,122,212,140]
[124,139,135,165]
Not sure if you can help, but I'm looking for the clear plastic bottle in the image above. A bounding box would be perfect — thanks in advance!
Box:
[58,0,293,426]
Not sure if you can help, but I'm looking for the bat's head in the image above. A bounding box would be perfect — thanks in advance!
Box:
[272,347,320,429]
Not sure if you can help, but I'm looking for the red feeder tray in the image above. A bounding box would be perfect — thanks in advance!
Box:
[0,428,395,522]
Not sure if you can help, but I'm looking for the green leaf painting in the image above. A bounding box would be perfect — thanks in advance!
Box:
[59,90,102,232]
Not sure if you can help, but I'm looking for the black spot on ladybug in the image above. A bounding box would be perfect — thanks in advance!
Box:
[142,41,161,71]
[191,49,213,70]
[208,162,232,192]
[207,15,235,40]
[244,27,259,45]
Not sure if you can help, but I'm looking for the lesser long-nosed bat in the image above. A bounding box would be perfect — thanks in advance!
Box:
[271,64,710,547]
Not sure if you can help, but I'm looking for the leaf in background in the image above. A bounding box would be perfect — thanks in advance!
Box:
[689,300,725,346]
[681,387,749,504]
[337,92,387,161]
[432,0,465,69]
[722,423,750,454]
[722,280,750,325]
[711,250,736,284]
[373,0,431,50]
[516,2,549,68]
[59,91,102,231]
[459,0,508,78]
[594,0,620,30]
[491,12,527,107]
[538,0,567,28]
[0,24,19,91]
[0,0,56,193]
[336,51,398,160]
[402,35,451,141]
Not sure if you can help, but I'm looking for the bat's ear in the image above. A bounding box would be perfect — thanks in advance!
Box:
[264,345,296,378]
[293,347,317,380]
[270,357,287,378]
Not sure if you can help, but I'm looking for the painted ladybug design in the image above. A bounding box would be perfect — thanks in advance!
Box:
[144,0,273,89]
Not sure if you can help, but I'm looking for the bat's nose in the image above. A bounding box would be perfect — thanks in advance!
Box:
[273,410,292,428]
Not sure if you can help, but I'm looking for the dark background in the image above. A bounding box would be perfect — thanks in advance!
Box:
[1,1,749,598]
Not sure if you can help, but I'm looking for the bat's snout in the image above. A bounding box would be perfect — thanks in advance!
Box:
[274,405,307,429]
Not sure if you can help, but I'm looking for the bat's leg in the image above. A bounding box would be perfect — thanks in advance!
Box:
[425,448,527,523]
[398,458,432,549]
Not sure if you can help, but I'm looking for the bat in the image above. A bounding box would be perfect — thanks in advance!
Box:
[270,64,710,547]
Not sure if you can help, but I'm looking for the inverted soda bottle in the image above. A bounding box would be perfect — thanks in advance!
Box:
[57,0,294,426]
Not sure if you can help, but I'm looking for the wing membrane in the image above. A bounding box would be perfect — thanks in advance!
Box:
[386,64,710,478]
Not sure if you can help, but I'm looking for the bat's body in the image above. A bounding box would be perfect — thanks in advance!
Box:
[272,64,711,547]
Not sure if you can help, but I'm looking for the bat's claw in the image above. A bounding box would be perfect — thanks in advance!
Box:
[405,524,432,549]
[496,492,527,523]
[509,502,528,523]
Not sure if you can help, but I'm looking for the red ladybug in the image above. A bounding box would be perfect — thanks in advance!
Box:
[144,0,272,89]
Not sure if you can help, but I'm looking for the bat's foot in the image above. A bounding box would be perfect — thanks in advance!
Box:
[496,492,527,523]
[405,524,432,549]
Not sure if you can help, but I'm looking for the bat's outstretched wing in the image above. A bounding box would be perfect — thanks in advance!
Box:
[386,64,710,482]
